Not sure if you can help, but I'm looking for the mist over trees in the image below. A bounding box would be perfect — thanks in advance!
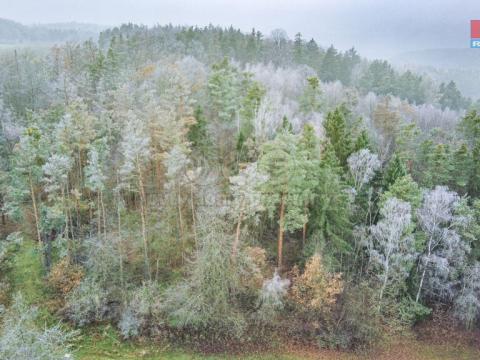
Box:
[0,21,479,356]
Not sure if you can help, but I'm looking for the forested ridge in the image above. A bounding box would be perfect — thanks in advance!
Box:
[0,24,480,358]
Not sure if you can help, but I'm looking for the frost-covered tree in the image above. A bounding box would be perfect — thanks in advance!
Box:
[0,293,75,360]
[85,139,110,240]
[347,149,381,192]
[229,162,268,258]
[368,198,415,300]
[8,127,47,244]
[42,154,72,198]
[119,111,151,279]
[256,271,290,323]
[415,186,469,303]
[164,145,199,246]
[454,262,480,329]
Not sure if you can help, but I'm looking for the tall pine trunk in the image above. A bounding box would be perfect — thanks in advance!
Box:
[231,204,244,260]
[28,172,42,244]
[277,193,286,269]
[137,162,150,280]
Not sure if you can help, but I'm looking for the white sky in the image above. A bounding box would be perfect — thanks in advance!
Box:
[1,0,478,57]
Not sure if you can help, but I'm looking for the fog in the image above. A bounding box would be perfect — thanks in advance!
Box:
[0,0,477,58]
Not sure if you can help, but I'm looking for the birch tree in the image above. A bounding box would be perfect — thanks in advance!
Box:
[347,149,381,193]
[415,186,468,303]
[368,198,414,300]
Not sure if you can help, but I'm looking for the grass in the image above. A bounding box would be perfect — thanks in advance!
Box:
[73,324,480,360]
[8,238,46,305]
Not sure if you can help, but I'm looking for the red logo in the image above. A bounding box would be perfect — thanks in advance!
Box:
[472,20,480,38]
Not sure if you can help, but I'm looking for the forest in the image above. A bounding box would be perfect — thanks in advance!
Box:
[0,23,480,359]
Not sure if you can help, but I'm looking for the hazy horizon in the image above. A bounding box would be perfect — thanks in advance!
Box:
[1,0,478,59]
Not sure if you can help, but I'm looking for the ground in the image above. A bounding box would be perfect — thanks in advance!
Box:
[5,239,480,360]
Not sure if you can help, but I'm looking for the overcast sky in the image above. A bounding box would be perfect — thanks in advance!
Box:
[1,0,478,58]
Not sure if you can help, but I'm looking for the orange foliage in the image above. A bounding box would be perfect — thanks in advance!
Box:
[290,254,343,314]
[47,258,84,300]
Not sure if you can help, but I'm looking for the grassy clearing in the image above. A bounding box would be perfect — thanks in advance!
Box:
[8,238,46,305]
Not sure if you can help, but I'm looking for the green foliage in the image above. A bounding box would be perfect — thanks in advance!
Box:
[208,59,241,123]
[380,175,422,210]
[308,165,352,261]
[438,81,469,110]
[359,60,396,96]
[383,154,407,190]
[163,212,246,337]
[259,130,316,233]
[299,76,322,114]
[323,108,353,167]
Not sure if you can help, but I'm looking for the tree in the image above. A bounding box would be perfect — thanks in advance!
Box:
[383,154,407,190]
[42,153,73,266]
[10,127,47,243]
[438,81,468,110]
[454,262,480,329]
[347,149,381,193]
[259,130,316,269]
[119,111,151,280]
[208,58,240,124]
[229,162,268,259]
[85,139,110,241]
[450,144,471,194]
[162,209,245,337]
[380,175,422,210]
[368,198,414,300]
[299,76,322,114]
[319,45,341,83]
[415,186,468,303]
[396,70,426,104]
[0,293,75,359]
[359,60,396,95]
[309,164,352,263]
[323,107,353,166]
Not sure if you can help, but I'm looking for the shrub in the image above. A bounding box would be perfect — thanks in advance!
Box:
[0,293,75,360]
[255,271,290,324]
[317,282,382,351]
[63,276,117,326]
[290,253,343,318]
[47,258,84,308]
[119,282,164,339]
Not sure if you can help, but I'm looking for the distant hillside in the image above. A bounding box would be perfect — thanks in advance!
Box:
[392,48,480,99]
[0,18,104,44]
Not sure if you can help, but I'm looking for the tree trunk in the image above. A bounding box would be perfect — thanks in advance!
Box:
[231,208,244,260]
[416,265,428,303]
[190,183,197,248]
[100,190,107,241]
[277,193,286,270]
[28,173,42,244]
[137,164,150,280]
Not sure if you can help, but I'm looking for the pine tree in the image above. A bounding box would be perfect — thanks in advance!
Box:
[323,108,352,167]
[383,154,407,190]
[259,130,316,269]
[451,144,471,194]
[299,76,322,114]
